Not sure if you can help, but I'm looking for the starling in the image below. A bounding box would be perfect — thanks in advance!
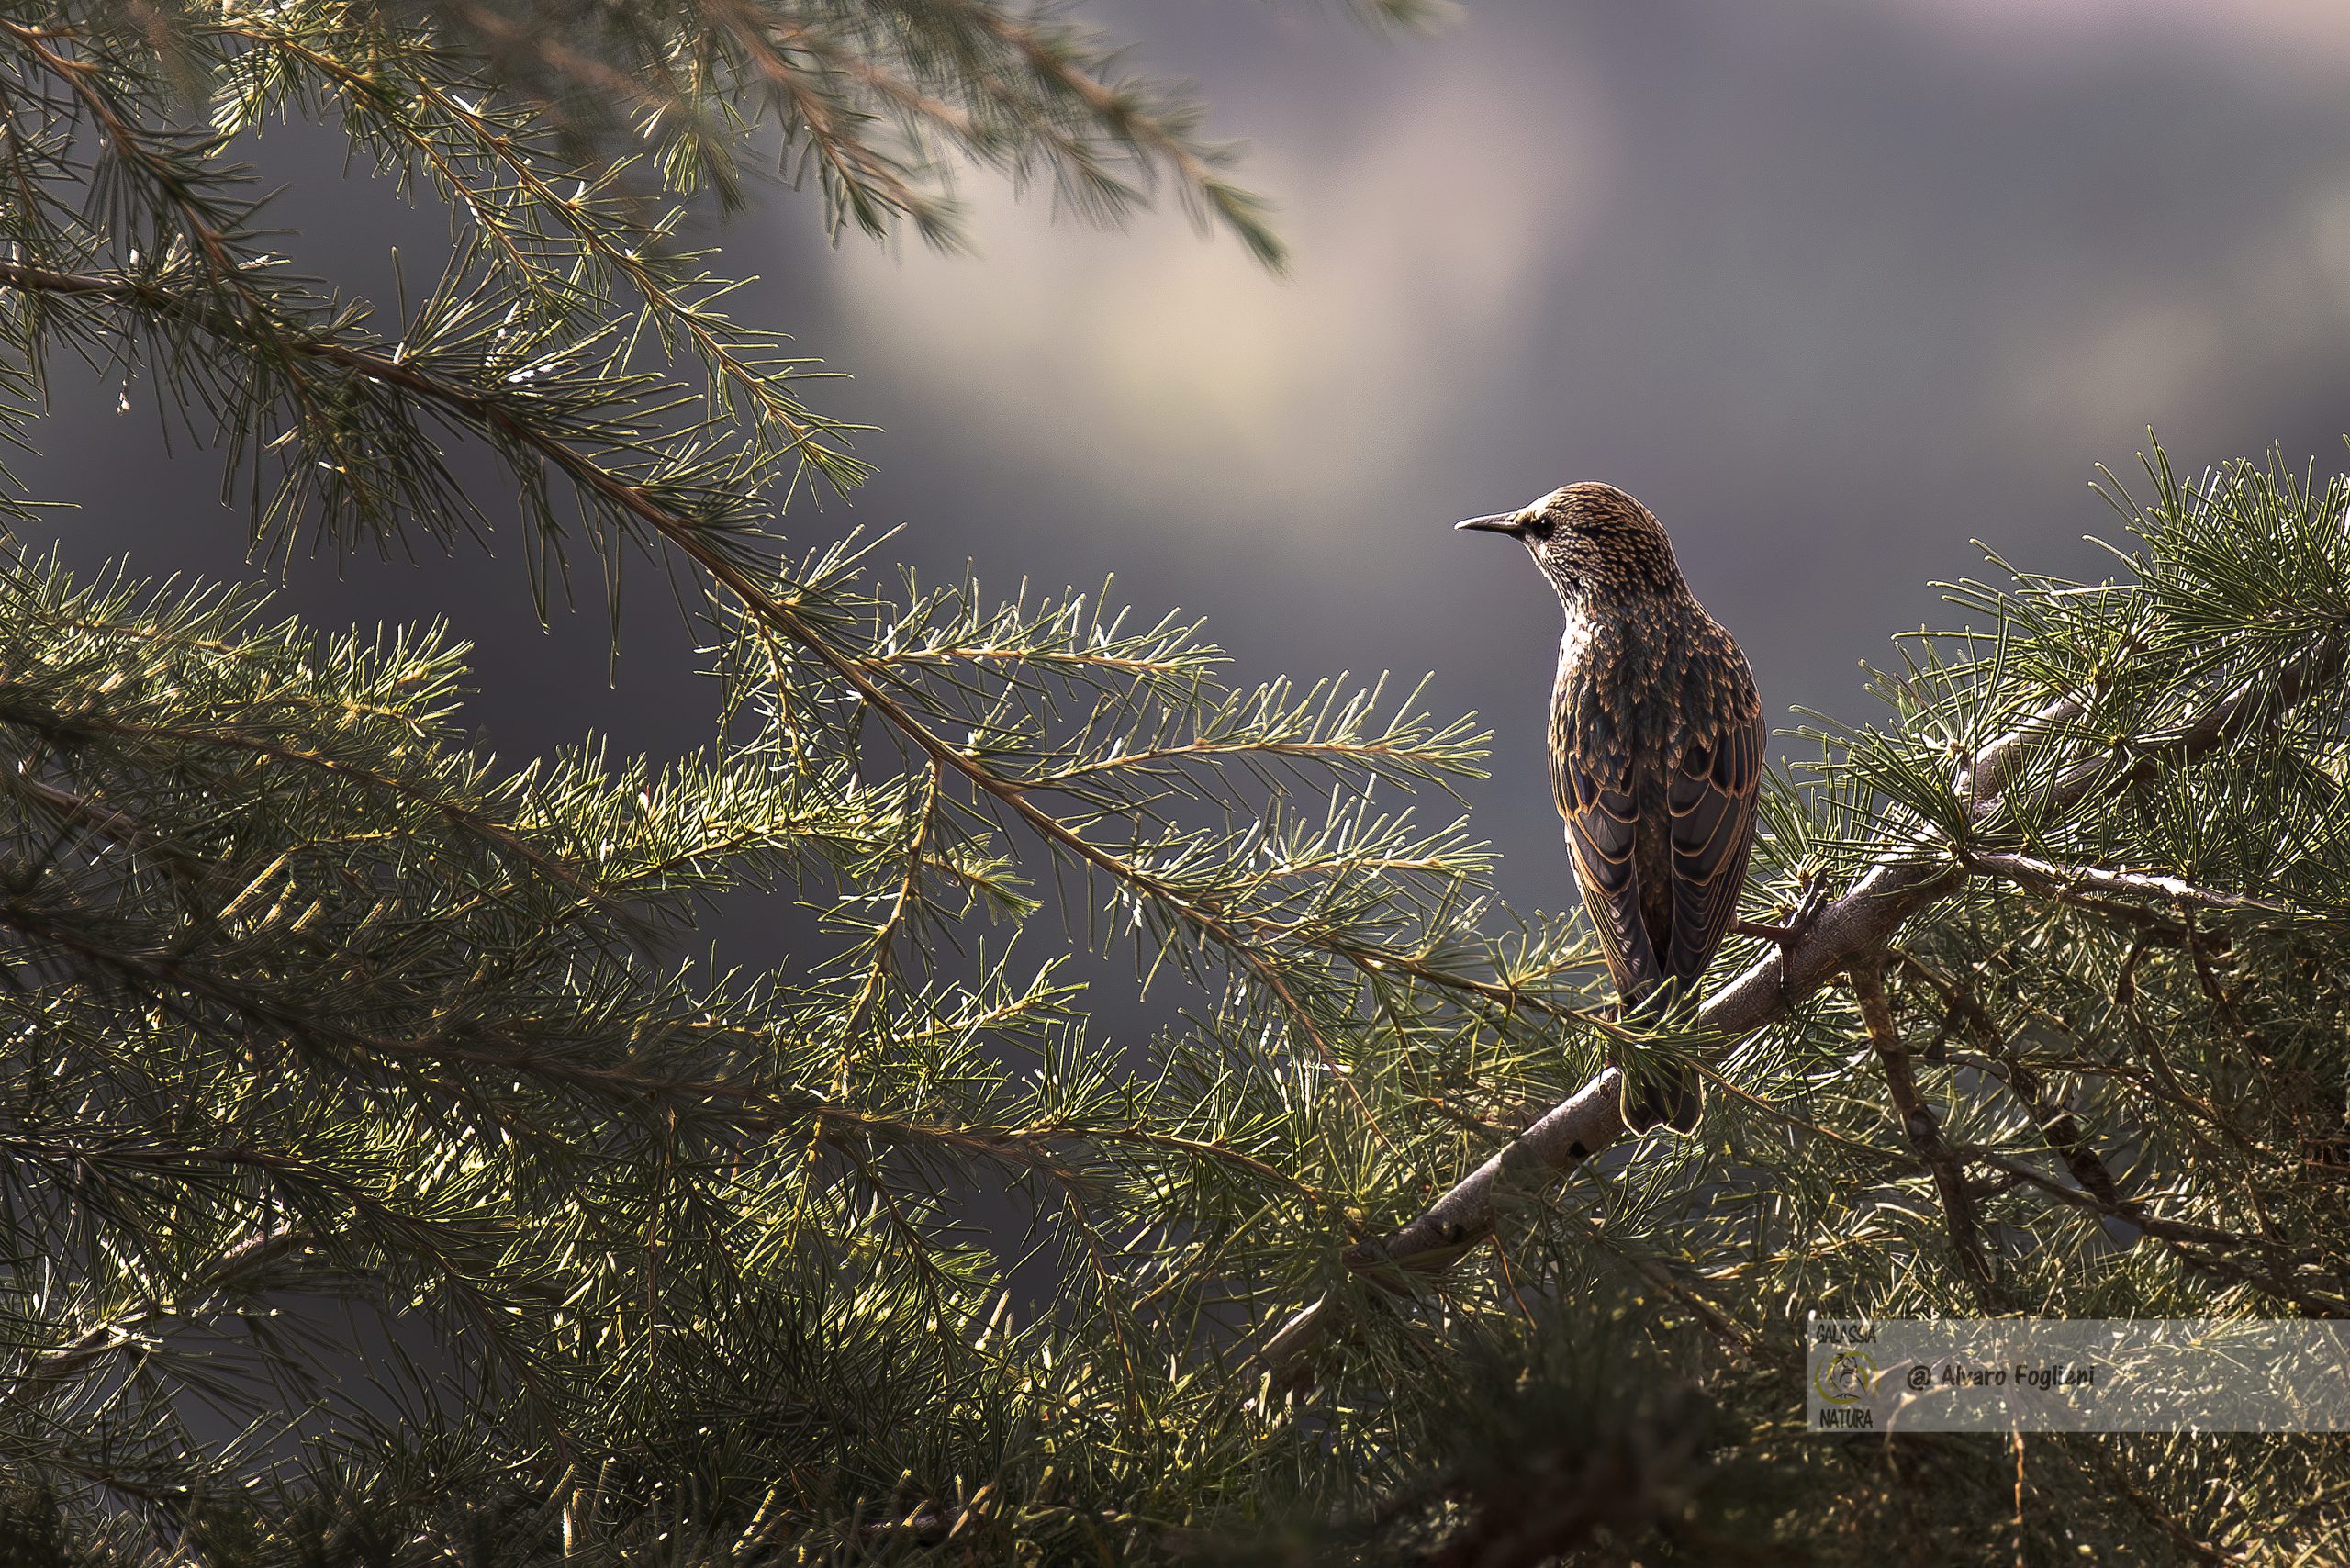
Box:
[1458,483,1763,1133]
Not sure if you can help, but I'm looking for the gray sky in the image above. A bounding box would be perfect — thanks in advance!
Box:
[22,0,2350,919]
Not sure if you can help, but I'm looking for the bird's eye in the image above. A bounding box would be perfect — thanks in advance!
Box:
[1527,515,1555,541]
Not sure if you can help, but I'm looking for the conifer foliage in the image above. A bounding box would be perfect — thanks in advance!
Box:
[0,4,2346,1563]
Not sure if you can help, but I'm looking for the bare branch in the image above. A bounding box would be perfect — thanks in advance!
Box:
[1963,848,2302,915]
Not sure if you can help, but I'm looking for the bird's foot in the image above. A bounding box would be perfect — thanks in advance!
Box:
[1735,879,1830,965]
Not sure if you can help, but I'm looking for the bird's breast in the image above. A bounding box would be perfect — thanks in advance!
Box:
[1552,599,1697,793]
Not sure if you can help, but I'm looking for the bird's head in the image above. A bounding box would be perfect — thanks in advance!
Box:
[1455,482,1687,606]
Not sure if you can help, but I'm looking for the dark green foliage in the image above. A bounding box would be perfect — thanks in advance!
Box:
[1,2,2348,1562]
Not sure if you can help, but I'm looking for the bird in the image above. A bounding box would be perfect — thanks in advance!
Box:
[1457,482,1763,1134]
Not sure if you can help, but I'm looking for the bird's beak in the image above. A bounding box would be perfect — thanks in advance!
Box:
[1454,513,1526,538]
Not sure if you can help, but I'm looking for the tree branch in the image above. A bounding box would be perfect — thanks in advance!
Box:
[1960,849,2301,915]
[1259,635,2346,1379]
[1894,946,2125,1209]
[1850,956,1998,1306]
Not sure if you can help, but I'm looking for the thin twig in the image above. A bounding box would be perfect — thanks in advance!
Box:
[1893,947,2124,1208]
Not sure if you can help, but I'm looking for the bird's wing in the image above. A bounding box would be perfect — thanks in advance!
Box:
[1664,701,1765,989]
[1552,718,1668,1002]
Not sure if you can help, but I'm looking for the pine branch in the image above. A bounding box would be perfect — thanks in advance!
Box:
[1892,946,2127,1209]
[1260,628,2347,1380]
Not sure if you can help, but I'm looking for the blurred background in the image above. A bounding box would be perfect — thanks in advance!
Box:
[19,0,2350,921]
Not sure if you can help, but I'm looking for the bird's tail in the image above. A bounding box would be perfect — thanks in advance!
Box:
[1613,980,1704,1135]
[1619,1065,1702,1136]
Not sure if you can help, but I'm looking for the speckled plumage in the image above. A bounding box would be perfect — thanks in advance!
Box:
[1458,482,1763,1133]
